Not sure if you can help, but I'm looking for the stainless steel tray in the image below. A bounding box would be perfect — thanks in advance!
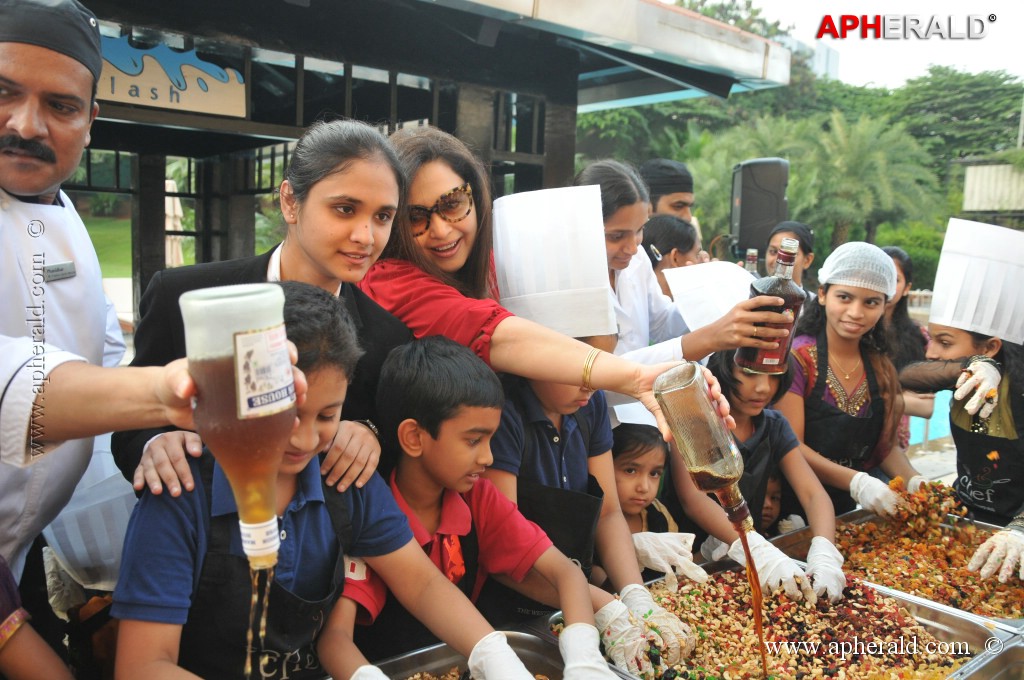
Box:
[771,508,1024,633]
[557,565,1013,680]
[950,637,1024,679]
[375,631,563,680]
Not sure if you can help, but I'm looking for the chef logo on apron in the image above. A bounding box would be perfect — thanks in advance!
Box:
[957,464,1011,510]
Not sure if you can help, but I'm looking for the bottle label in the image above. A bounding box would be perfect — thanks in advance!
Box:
[239,517,280,558]
[233,323,296,419]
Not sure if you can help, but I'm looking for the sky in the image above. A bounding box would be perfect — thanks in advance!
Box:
[748,1,1024,89]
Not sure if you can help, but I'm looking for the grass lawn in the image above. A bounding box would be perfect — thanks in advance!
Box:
[83,216,132,278]
[83,216,196,277]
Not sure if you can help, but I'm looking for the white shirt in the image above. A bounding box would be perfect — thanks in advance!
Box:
[0,188,121,579]
[611,250,689,365]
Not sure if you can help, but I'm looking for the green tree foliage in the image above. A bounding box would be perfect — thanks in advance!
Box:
[874,222,944,289]
[882,66,1023,181]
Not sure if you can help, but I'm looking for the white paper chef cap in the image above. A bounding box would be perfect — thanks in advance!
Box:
[493,185,617,338]
[930,218,1024,344]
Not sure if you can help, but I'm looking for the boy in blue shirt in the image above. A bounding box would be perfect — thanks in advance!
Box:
[112,282,535,680]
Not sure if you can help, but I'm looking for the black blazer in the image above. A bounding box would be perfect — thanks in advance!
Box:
[110,247,412,480]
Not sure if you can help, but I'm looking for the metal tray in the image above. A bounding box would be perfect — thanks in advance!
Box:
[770,508,1024,633]
[551,565,1014,680]
[950,637,1024,679]
[375,631,563,680]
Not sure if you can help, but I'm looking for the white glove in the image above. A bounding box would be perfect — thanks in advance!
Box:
[906,475,927,493]
[467,631,534,680]
[804,536,846,602]
[727,531,817,604]
[558,623,619,680]
[632,532,709,590]
[594,599,655,678]
[849,471,902,517]
[776,514,807,535]
[967,528,1024,583]
[349,666,389,680]
[699,535,730,562]
[619,583,696,665]
[955,358,1001,419]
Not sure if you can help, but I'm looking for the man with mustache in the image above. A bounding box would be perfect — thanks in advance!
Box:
[0,0,129,665]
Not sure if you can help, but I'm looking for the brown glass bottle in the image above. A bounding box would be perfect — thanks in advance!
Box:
[734,237,804,375]
[744,248,759,276]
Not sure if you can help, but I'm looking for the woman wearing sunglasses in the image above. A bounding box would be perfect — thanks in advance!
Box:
[358,127,729,467]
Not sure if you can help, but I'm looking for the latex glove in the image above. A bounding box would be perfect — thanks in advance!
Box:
[699,535,730,562]
[849,471,902,517]
[594,599,655,678]
[804,536,846,602]
[467,631,534,680]
[558,623,619,679]
[727,531,817,604]
[349,666,389,679]
[632,532,709,590]
[907,475,927,493]
[955,359,1001,419]
[967,528,1024,583]
[620,583,696,665]
[776,514,807,535]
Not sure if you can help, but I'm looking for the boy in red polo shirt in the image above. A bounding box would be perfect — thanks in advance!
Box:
[343,337,652,678]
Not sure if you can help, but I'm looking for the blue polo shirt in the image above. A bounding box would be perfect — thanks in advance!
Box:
[490,379,614,492]
[112,456,412,624]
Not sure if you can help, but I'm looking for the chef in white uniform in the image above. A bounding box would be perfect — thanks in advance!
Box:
[0,0,119,585]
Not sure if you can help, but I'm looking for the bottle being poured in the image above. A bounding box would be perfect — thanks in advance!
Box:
[654,362,767,677]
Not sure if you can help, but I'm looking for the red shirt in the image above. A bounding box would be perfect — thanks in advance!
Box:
[358,259,513,366]
[344,473,552,623]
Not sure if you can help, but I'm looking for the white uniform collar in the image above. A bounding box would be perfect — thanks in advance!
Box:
[266,243,343,297]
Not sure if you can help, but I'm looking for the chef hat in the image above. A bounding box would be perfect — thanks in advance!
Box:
[0,0,103,82]
[930,218,1024,344]
[818,241,897,300]
[493,185,617,339]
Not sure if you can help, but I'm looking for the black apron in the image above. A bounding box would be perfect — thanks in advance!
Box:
[178,458,348,680]
[474,475,604,626]
[735,429,776,534]
[354,526,480,662]
[951,388,1024,526]
[788,331,885,516]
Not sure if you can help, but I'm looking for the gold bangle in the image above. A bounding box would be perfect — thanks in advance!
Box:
[582,348,601,391]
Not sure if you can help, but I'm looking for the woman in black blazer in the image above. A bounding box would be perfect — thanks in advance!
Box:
[112,119,412,493]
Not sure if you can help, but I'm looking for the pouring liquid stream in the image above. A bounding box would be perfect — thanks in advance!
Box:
[245,567,275,680]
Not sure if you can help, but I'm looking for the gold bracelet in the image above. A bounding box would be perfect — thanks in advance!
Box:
[582,348,601,391]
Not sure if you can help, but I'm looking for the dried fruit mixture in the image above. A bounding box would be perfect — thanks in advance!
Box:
[836,479,1024,619]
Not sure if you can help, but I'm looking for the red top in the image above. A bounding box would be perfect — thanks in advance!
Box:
[344,472,552,623]
[358,259,513,366]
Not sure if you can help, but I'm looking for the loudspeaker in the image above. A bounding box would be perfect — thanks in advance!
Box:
[730,158,789,257]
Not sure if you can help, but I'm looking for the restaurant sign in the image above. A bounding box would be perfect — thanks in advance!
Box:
[98,36,246,118]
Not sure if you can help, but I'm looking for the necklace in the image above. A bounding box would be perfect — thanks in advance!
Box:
[830,353,862,380]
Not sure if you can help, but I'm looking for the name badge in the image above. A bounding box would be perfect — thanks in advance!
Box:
[43,261,76,282]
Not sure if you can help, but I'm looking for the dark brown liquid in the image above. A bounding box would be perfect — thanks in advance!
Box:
[736,530,768,678]
[689,469,737,492]
[734,260,805,375]
[190,356,295,526]
[244,567,274,680]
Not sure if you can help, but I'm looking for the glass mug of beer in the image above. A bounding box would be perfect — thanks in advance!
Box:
[180,283,297,570]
